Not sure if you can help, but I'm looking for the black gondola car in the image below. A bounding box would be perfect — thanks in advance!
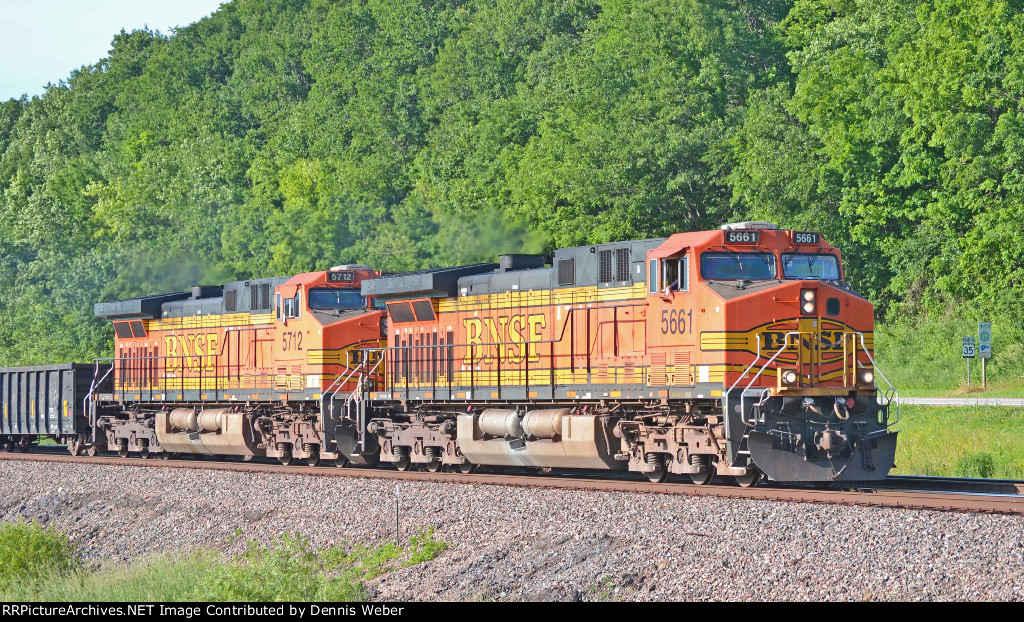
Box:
[0,363,111,454]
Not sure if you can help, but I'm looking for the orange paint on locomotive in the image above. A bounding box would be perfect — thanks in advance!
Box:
[383,227,875,397]
[108,268,384,401]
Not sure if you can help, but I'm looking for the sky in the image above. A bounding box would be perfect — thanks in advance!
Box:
[0,0,227,100]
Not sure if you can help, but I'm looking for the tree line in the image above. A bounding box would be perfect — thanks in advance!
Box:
[1,0,1022,368]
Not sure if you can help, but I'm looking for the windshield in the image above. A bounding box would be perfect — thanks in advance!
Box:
[781,254,841,280]
[308,288,365,311]
[700,252,777,280]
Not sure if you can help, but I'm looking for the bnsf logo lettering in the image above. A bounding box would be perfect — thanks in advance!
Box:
[463,314,547,365]
[761,330,846,354]
[164,333,219,373]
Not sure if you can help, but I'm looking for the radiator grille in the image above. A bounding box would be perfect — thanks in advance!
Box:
[599,250,613,283]
[615,248,630,281]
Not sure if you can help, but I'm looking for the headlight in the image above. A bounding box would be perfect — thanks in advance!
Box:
[782,370,799,385]
[801,289,816,314]
[860,369,875,384]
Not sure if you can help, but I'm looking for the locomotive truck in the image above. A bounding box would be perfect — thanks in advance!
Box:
[0,222,898,485]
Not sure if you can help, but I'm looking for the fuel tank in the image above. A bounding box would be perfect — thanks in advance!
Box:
[156,408,264,456]
[457,410,623,469]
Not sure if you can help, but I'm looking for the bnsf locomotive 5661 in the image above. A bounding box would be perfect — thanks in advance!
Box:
[0,223,898,485]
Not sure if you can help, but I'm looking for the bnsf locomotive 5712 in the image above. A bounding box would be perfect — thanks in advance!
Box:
[0,223,898,485]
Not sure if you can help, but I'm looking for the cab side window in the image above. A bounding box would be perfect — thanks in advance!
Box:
[661,256,689,293]
[280,292,302,320]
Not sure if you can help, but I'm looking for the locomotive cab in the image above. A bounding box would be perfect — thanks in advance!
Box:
[642,222,897,483]
[271,264,385,394]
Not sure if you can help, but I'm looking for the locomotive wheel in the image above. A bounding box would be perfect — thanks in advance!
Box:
[689,468,715,486]
[425,459,443,473]
[646,467,669,483]
[735,468,763,488]
[456,461,476,474]
[395,455,412,471]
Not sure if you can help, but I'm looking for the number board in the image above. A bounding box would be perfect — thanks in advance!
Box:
[793,231,819,245]
[724,230,759,244]
[327,271,355,283]
[962,336,976,359]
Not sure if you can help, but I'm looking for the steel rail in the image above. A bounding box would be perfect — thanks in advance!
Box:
[2,451,1023,516]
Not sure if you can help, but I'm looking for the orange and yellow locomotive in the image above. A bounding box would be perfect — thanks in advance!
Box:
[93,265,384,465]
[362,222,897,484]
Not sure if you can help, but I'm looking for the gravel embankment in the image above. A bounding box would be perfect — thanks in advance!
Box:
[2,459,1023,601]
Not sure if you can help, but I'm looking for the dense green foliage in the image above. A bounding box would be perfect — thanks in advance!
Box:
[1,527,447,601]
[2,0,1023,379]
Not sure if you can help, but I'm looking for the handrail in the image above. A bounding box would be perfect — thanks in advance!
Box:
[83,360,114,430]
[724,333,766,427]
[320,352,371,420]
[345,356,384,408]
[856,332,900,427]
[738,332,801,425]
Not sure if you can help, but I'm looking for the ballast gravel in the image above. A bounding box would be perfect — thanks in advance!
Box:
[1,459,1023,601]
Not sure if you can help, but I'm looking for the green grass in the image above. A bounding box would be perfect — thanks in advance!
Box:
[1,525,447,602]
[0,521,82,593]
[893,405,1024,479]
[896,383,1024,399]
[876,316,1024,395]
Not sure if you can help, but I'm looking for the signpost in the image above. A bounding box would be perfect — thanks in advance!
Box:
[963,336,976,389]
[979,322,992,388]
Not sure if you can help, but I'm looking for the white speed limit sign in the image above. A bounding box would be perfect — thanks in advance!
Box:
[962,336,976,358]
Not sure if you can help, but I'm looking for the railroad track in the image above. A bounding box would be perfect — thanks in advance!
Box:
[2,450,1023,515]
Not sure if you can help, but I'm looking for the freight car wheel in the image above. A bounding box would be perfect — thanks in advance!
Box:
[306,451,321,467]
[86,445,100,457]
[395,456,412,471]
[735,468,763,488]
[66,437,84,457]
[456,462,476,474]
[334,455,351,468]
[425,459,443,473]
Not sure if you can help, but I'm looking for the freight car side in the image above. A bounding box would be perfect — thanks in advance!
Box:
[0,363,111,455]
